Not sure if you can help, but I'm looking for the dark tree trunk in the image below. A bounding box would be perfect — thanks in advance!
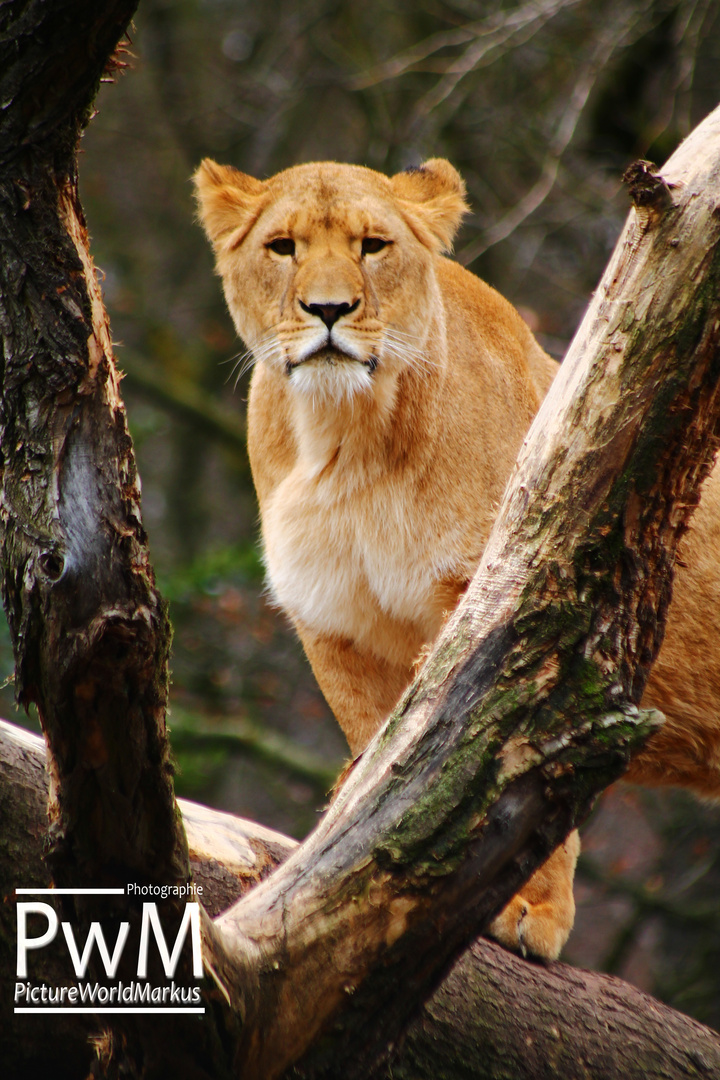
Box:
[0,5,233,1077]
[0,0,183,894]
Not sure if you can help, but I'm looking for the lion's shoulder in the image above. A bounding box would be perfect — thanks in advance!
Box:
[437,256,558,403]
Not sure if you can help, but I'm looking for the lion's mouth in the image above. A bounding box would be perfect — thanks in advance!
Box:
[285,347,378,376]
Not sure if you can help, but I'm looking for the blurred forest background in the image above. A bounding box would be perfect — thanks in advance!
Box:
[4,0,720,1031]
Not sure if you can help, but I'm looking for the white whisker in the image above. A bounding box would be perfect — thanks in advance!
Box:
[226,332,281,389]
[380,329,436,375]
[225,347,255,386]
[219,349,244,368]
[381,329,436,370]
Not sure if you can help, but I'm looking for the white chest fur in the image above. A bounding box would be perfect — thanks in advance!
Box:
[261,463,471,661]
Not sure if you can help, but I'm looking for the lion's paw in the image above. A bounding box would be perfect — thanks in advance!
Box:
[487,893,573,961]
[487,832,580,961]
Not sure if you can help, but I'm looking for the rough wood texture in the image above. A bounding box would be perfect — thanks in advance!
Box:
[0,5,233,1077]
[0,1,138,168]
[395,938,720,1080]
[0,0,185,903]
[2,721,719,1080]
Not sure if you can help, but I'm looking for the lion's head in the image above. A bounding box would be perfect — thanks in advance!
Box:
[193,159,468,404]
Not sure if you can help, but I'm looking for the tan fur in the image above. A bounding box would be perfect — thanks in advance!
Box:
[194,157,720,962]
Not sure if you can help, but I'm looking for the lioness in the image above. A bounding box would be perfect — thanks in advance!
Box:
[194,157,720,960]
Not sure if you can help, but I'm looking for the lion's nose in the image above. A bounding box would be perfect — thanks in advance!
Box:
[299,299,359,329]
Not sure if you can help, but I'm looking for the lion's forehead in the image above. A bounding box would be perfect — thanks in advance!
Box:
[260,165,404,239]
[269,161,392,197]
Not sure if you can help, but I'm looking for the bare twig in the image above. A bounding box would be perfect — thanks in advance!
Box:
[351,0,583,92]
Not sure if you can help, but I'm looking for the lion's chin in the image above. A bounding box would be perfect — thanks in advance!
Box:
[287,353,375,404]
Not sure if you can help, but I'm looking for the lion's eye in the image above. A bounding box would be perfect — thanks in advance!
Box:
[362,237,389,256]
[267,237,295,256]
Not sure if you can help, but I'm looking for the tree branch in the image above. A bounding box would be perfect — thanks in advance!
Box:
[3,720,719,1080]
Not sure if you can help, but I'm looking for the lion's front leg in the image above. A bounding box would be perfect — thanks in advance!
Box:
[487,829,581,961]
[295,621,413,756]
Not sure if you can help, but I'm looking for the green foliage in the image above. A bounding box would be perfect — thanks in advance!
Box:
[159,542,264,602]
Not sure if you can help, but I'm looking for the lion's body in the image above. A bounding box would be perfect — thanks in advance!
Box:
[247,253,557,751]
[195,157,720,960]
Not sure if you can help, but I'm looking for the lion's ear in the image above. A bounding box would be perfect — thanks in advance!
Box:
[390,159,468,253]
[193,159,268,253]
